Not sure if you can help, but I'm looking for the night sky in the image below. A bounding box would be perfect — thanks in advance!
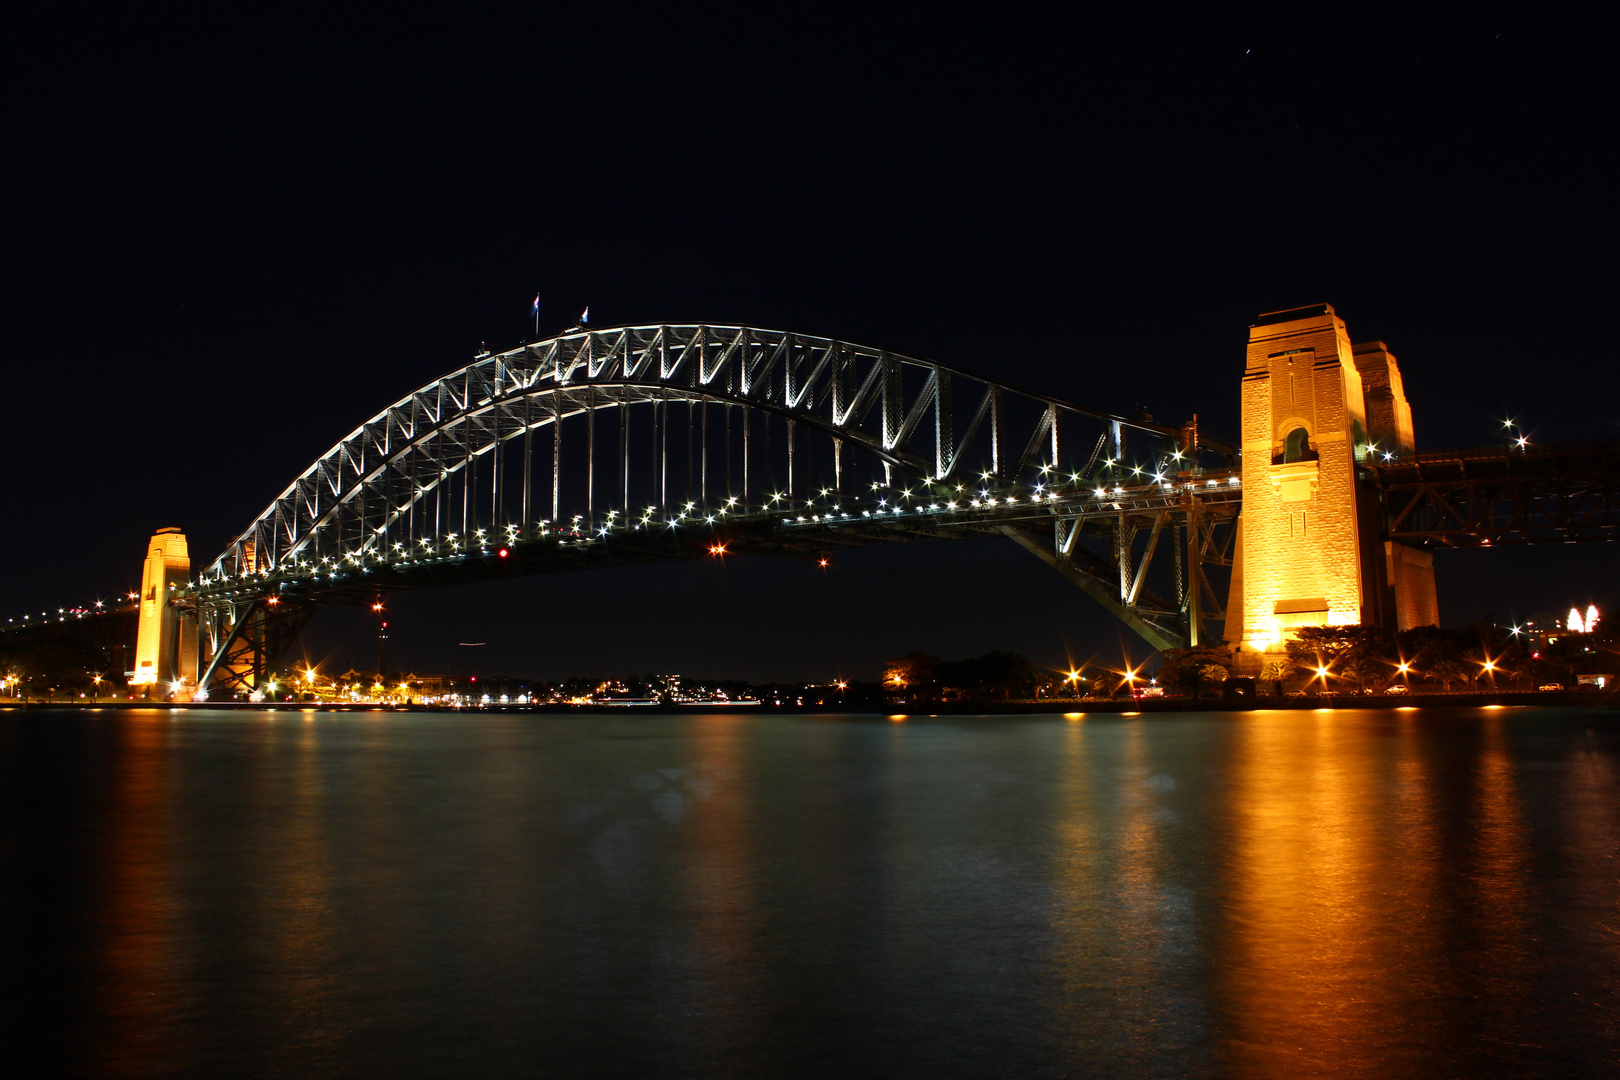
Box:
[6,7,1614,680]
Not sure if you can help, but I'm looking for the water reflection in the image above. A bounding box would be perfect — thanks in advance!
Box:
[0,707,1614,1079]
[254,715,342,1067]
[1048,718,1211,1072]
[1219,711,1447,1078]
[679,713,761,1067]
[92,713,173,1078]
[1462,714,1534,1065]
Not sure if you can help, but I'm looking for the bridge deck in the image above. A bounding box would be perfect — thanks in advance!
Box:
[1374,441,1619,546]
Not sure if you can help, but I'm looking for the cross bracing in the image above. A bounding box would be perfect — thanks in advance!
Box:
[1374,442,1620,547]
[188,324,1241,697]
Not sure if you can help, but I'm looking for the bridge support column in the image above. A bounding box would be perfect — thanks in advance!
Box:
[197,596,317,701]
[522,396,532,537]
[1230,303,1435,674]
[1186,505,1202,647]
[552,394,562,524]
[132,528,196,698]
[586,386,596,528]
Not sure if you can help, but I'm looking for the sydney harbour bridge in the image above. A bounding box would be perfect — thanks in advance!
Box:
[189,322,1242,696]
[7,313,1617,699]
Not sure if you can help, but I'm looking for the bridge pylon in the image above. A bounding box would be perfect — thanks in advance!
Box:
[1228,304,1438,674]
[131,528,197,697]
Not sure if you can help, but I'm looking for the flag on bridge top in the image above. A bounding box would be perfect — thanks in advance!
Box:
[531,294,540,316]
[580,306,589,324]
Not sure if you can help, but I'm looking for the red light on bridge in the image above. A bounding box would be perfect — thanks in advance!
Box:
[498,548,509,558]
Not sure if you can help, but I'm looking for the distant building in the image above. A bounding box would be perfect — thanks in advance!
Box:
[1521,612,1566,650]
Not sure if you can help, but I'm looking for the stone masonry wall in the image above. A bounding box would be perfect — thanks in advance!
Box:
[1235,305,1367,658]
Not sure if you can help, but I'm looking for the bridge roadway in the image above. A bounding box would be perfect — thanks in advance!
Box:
[178,437,1618,699]
[1377,441,1619,546]
[185,468,1246,667]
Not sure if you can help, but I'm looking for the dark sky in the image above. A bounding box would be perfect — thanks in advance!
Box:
[5,6,1615,680]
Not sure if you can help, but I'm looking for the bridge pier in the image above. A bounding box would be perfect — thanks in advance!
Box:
[1228,304,1438,675]
[132,528,197,698]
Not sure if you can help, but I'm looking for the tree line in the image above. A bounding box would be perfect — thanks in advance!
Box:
[882,650,1052,702]
[1158,620,1615,696]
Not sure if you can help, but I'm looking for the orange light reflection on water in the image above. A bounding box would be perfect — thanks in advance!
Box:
[91,716,172,1077]
[1218,711,1452,1078]
[682,713,760,1059]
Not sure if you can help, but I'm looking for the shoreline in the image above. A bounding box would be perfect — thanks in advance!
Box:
[3,691,1614,715]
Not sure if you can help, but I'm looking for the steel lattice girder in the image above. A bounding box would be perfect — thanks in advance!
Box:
[201,324,1230,581]
[182,325,1246,693]
[1376,442,1620,546]
[196,598,317,697]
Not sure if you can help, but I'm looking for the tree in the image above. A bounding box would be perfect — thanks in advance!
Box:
[883,652,940,699]
[884,650,1040,701]
[1260,660,1292,695]
[1427,657,1466,692]
[1400,626,1472,691]
[1338,654,1378,693]
[0,639,97,697]
[1157,647,1233,697]
[973,650,1040,699]
[1283,621,1373,680]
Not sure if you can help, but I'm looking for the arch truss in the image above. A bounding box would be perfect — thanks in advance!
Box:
[191,324,1237,697]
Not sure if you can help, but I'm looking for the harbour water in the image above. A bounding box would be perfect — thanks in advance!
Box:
[2,707,1615,1078]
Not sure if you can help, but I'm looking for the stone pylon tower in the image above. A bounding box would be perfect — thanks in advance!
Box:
[132,527,197,694]
[1226,305,1437,673]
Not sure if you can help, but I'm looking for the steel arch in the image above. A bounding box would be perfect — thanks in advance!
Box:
[204,324,1222,580]
[188,324,1242,697]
